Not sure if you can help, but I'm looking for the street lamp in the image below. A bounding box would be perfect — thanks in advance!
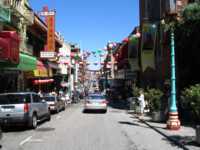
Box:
[166,26,180,130]
[162,1,181,130]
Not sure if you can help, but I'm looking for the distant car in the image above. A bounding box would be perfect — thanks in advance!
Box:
[84,94,108,113]
[72,91,80,103]
[61,94,72,105]
[0,92,51,129]
[57,96,66,111]
[43,95,65,113]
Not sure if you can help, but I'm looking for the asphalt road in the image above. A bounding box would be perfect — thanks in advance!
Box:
[0,103,182,150]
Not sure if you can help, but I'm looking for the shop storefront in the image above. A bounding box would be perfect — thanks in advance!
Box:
[0,31,21,93]
[24,60,54,93]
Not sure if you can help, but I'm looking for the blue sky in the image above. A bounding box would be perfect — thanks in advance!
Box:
[29,0,139,69]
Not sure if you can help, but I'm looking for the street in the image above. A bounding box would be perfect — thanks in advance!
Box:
[0,102,182,150]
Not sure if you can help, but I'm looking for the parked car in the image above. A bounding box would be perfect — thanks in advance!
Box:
[57,96,66,111]
[43,95,65,113]
[0,92,51,129]
[83,94,108,113]
[59,94,71,106]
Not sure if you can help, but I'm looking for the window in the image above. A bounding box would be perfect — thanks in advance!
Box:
[88,95,105,100]
[32,94,42,103]
[43,96,56,102]
[0,94,31,104]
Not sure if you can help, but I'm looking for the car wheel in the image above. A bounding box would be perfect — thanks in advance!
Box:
[56,107,59,113]
[63,104,66,110]
[103,109,107,113]
[30,114,37,129]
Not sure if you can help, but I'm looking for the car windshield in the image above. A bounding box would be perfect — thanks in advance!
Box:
[43,96,56,102]
[0,94,31,104]
[88,95,105,100]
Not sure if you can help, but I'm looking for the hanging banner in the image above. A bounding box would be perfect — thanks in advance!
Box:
[128,35,139,71]
[47,14,55,51]
[141,23,157,72]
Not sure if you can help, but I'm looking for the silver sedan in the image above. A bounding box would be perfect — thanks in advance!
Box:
[83,94,108,113]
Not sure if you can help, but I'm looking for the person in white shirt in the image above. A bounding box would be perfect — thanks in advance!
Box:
[138,90,145,118]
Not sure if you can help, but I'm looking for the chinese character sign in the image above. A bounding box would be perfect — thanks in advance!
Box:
[47,15,55,51]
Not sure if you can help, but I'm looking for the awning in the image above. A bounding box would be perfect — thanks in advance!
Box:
[17,53,37,71]
[33,60,49,77]
[33,79,54,85]
[47,61,59,69]
[24,60,52,78]
[0,37,9,60]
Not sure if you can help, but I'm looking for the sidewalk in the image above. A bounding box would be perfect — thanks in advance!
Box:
[135,114,200,150]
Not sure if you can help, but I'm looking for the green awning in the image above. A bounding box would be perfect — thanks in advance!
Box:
[17,53,37,71]
[129,35,138,44]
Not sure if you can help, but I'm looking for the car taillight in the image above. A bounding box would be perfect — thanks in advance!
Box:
[101,100,108,104]
[24,103,30,113]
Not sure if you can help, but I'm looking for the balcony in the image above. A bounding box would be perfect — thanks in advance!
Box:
[20,42,33,55]
[3,0,34,25]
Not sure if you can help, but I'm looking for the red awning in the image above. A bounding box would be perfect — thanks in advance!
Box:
[0,37,9,52]
[0,31,20,64]
[33,79,54,85]
[37,60,46,69]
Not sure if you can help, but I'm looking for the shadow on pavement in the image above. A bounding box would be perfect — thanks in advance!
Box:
[2,126,29,132]
[108,100,128,110]
[82,110,106,114]
[118,121,150,129]
[2,120,50,133]
[165,135,200,147]
[130,116,167,130]
[137,118,193,150]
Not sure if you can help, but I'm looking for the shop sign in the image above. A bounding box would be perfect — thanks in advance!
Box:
[0,5,10,22]
[34,69,48,77]
[40,51,56,58]
[39,11,55,16]
[47,15,55,52]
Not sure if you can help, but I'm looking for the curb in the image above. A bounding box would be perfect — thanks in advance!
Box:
[137,117,190,150]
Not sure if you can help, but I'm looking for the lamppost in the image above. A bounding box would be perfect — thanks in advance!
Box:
[163,2,181,130]
[166,27,180,130]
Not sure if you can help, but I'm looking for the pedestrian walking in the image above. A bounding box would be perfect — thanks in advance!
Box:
[138,90,145,119]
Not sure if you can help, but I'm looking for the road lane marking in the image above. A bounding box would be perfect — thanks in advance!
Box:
[19,136,32,146]
[29,139,43,143]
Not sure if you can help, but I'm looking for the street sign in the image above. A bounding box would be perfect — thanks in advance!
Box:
[40,51,56,58]
[39,11,55,16]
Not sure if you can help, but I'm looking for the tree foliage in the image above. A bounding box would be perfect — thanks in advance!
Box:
[182,2,200,22]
